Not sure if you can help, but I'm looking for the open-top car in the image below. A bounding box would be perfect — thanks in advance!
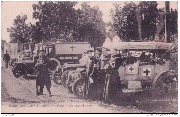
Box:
[114,42,177,95]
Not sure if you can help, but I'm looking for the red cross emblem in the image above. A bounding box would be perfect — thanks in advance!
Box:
[70,46,76,51]
[142,68,151,76]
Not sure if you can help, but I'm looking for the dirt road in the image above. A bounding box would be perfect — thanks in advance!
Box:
[1,67,178,113]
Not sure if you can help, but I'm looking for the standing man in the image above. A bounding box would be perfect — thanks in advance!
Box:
[83,48,94,99]
[35,50,51,96]
[87,48,102,100]
[3,50,10,69]
[99,47,111,102]
[102,49,122,104]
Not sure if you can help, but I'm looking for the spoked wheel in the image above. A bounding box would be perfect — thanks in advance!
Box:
[53,70,62,85]
[155,75,174,96]
[12,64,27,78]
[61,70,74,88]
[72,78,85,99]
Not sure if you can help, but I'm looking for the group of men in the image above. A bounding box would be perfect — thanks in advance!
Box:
[3,26,122,104]
[4,26,122,102]
[74,47,122,103]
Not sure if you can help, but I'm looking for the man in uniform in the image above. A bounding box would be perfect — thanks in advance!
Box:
[82,48,94,99]
[35,50,51,96]
[102,48,122,104]
[3,50,10,69]
[86,48,102,100]
[98,47,111,102]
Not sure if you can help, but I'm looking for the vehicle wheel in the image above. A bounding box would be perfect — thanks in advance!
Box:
[53,70,62,85]
[155,74,174,96]
[48,58,60,72]
[12,64,27,78]
[61,70,74,88]
[72,78,85,99]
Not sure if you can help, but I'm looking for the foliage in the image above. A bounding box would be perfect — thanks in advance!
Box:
[8,15,31,43]
[32,1,106,47]
[170,35,178,70]
[31,22,43,43]
[139,1,158,41]
[166,9,178,43]
[73,2,106,47]
[32,1,78,42]
[113,1,160,41]
[113,2,139,42]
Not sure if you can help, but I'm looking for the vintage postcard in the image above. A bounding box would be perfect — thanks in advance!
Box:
[1,1,178,113]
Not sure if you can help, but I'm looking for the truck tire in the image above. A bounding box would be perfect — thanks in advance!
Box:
[12,64,27,78]
[61,69,74,88]
[53,70,62,85]
[48,58,60,72]
[72,78,85,99]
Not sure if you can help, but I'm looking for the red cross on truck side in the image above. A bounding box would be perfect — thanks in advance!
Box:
[129,66,134,71]
[143,69,150,76]
[70,46,76,51]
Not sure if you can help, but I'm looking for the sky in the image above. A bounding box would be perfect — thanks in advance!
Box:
[1,1,178,42]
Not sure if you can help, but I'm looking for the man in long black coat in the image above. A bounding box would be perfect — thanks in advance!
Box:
[35,51,51,96]
[102,49,122,104]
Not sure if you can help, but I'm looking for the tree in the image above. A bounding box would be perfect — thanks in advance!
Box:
[32,1,106,47]
[8,15,31,43]
[166,9,178,42]
[139,1,158,41]
[112,2,139,42]
[31,22,43,43]
[73,2,106,47]
[155,8,178,42]
[32,1,79,42]
[112,1,159,41]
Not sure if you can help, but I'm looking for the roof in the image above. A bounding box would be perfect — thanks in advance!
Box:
[113,42,173,50]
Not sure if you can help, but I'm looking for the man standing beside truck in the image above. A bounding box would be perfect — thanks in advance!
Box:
[35,50,51,96]
[102,49,122,104]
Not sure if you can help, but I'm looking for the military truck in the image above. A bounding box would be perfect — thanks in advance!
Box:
[12,42,91,79]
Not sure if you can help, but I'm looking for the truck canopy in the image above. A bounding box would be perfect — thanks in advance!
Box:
[114,42,173,50]
[55,42,90,54]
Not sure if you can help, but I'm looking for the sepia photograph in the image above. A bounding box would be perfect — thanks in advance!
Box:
[1,1,178,113]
